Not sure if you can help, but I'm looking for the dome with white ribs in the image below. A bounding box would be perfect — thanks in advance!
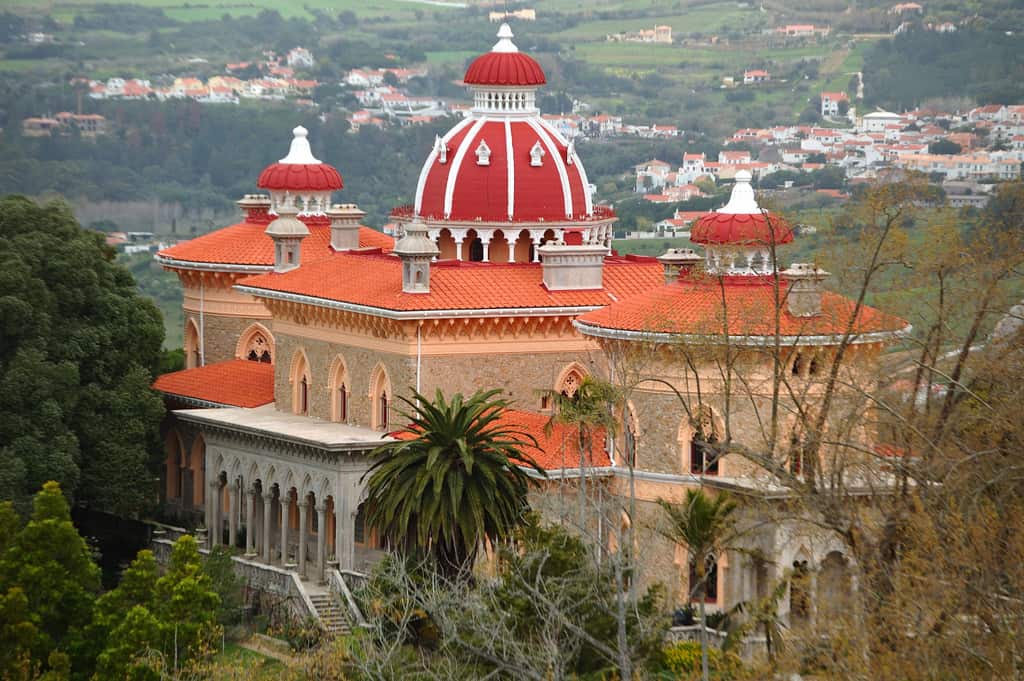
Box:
[411,24,599,226]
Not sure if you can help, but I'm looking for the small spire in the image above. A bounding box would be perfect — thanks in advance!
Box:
[492,22,518,53]
[278,125,322,165]
[718,169,759,214]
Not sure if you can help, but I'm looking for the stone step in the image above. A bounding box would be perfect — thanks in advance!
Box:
[308,594,352,635]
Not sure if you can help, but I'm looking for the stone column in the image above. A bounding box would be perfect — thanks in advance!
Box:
[316,503,328,583]
[481,240,490,262]
[262,489,273,563]
[208,481,221,547]
[228,481,238,549]
[454,238,464,260]
[245,487,257,556]
[297,497,309,577]
[280,493,290,566]
[337,475,359,571]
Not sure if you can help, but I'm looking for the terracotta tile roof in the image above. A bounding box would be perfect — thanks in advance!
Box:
[576,273,909,339]
[153,360,275,407]
[393,407,609,472]
[157,223,394,267]
[237,253,663,312]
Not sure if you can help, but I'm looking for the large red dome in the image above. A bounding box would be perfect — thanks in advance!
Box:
[414,117,592,223]
[464,51,546,86]
[256,126,343,192]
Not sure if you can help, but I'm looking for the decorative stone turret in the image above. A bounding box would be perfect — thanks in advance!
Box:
[265,201,310,273]
[237,194,272,224]
[690,170,793,277]
[538,241,607,291]
[393,219,439,293]
[257,126,343,218]
[656,248,703,283]
[327,203,366,251]
[781,263,829,317]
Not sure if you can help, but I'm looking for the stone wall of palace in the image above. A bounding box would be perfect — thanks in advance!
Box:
[185,312,268,365]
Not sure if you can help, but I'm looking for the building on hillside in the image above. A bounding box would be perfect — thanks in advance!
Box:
[489,8,536,21]
[859,110,901,133]
[776,24,830,37]
[151,24,909,630]
[287,47,315,69]
[21,117,60,137]
[821,91,849,117]
[888,2,923,14]
[54,112,107,136]
[743,69,771,84]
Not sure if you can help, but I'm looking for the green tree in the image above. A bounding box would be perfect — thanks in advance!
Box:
[0,197,165,515]
[363,389,544,578]
[657,490,738,681]
[153,536,220,665]
[0,482,100,676]
[928,139,962,155]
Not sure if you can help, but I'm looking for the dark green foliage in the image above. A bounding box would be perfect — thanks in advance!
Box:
[928,139,962,155]
[863,28,1024,109]
[201,546,243,625]
[364,389,544,577]
[0,482,101,678]
[0,197,165,514]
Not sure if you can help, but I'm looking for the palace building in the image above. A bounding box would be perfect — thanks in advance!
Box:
[153,24,908,627]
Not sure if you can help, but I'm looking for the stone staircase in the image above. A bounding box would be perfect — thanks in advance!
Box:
[308,592,351,636]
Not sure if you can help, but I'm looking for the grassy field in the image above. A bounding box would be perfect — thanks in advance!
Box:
[208,642,287,679]
[551,4,760,41]
[3,0,457,21]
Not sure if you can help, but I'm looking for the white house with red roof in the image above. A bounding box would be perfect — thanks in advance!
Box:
[821,91,849,117]
[149,25,910,629]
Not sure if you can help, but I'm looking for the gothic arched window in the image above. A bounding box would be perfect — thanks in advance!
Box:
[689,553,719,603]
[689,406,720,475]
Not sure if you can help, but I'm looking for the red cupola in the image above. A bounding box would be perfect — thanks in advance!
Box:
[690,171,792,247]
[463,24,546,86]
[257,126,343,193]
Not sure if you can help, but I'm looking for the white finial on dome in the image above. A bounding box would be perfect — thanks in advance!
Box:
[278,125,322,165]
[718,169,759,214]
[492,22,519,53]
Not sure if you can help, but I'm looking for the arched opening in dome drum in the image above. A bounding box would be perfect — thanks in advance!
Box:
[514,230,533,263]
[437,229,457,260]
[540,228,556,247]
[463,229,484,262]
[489,230,510,263]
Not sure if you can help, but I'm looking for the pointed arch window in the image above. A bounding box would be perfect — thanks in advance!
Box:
[689,553,719,603]
[379,391,389,431]
[689,406,720,475]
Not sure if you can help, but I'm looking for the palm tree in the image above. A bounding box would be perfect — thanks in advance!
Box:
[363,388,545,579]
[657,490,738,681]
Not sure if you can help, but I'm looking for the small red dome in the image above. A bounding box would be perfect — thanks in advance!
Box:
[690,212,793,246]
[257,162,343,192]
[464,51,546,87]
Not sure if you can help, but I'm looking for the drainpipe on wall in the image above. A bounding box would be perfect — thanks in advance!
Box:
[416,321,423,405]
[199,275,206,367]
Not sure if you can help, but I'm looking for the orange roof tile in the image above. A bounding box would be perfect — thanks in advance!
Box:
[576,273,909,340]
[393,407,609,471]
[157,223,394,268]
[153,360,275,407]
[236,253,663,313]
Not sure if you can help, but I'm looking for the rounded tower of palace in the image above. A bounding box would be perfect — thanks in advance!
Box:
[393,23,615,263]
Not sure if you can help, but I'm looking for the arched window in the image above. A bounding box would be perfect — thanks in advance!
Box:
[808,355,820,376]
[469,237,484,262]
[329,356,349,423]
[247,333,272,362]
[790,559,811,626]
[623,407,638,468]
[185,319,201,369]
[789,430,804,475]
[370,364,392,431]
[557,366,586,400]
[379,390,389,431]
[689,554,718,603]
[354,502,366,545]
[792,352,804,376]
[290,350,311,416]
[689,406,720,475]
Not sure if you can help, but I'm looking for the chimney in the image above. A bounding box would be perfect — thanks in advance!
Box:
[237,194,272,224]
[393,219,439,293]
[538,241,607,290]
[327,203,365,251]
[265,201,309,273]
[781,263,829,317]
[656,248,703,283]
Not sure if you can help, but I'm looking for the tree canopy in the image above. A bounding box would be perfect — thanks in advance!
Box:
[0,197,165,515]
